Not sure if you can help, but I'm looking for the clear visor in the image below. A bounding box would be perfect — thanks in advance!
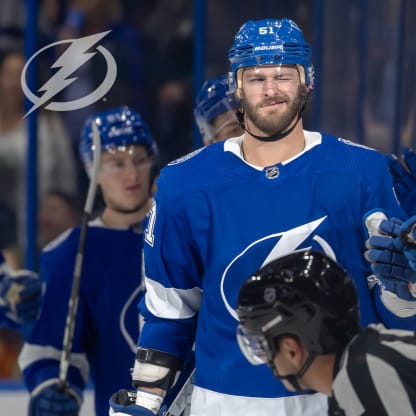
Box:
[196,96,239,142]
[204,95,239,123]
[236,325,272,366]
[236,64,306,92]
[102,143,138,155]
[98,144,152,177]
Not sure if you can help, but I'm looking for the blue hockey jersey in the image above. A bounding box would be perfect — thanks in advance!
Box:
[19,223,144,416]
[139,132,411,415]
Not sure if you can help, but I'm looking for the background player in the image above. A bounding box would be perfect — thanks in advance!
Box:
[18,106,158,416]
[0,250,41,327]
[109,18,412,416]
[236,249,416,416]
[0,251,41,379]
[388,147,416,217]
[194,75,242,146]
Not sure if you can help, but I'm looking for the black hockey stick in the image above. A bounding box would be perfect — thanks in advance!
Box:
[58,121,101,391]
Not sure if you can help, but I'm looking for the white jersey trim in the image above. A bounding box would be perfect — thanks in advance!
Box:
[223,130,322,169]
[18,343,90,382]
[42,217,108,253]
[190,385,327,416]
[380,289,416,317]
[144,277,202,319]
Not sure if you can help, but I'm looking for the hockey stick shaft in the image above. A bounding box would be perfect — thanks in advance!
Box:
[163,368,195,416]
[58,122,101,388]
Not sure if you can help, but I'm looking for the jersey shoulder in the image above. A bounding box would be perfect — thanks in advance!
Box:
[319,133,387,170]
[42,224,139,257]
[42,227,80,255]
[157,143,230,196]
[321,133,381,158]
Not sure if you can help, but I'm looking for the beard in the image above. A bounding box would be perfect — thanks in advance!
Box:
[241,86,308,136]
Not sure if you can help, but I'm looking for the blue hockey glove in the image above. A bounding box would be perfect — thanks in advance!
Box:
[365,217,416,300]
[109,390,166,416]
[0,268,42,324]
[29,384,82,416]
[388,148,416,216]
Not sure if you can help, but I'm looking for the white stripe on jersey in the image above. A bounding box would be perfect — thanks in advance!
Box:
[18,343,89,381]
[144,276,202,319]
[190,385,327,416]
[333,325,416,415]
[381,339,416,361]
[367,353,414,416]
[332,348,365,416]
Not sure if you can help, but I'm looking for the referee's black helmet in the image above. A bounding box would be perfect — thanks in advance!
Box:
[236,249,360,364]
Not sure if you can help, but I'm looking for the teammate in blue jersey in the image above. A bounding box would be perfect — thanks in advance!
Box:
[0,250,41,327]
[109,18,413,416]
[194,75,242,146]
[18,106,159,416]
[388,147,416,216]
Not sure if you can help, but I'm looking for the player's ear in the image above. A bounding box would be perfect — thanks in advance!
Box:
[279,336,304,368]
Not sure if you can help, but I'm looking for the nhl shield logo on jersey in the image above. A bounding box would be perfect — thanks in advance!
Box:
[220,216,336,321]
[265,167,279,179]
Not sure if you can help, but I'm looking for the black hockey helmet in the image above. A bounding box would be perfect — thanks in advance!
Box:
[236,249,360,367]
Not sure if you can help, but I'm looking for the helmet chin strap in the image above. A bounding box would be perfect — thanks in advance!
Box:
[270,352,316,392]
[237,91,309,143]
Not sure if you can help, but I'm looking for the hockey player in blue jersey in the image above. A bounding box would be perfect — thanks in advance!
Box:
[0,250,41,327]
[194,75,242,146]
[19,106,159,416]
[109,18,413,416]
[388,147,416,216]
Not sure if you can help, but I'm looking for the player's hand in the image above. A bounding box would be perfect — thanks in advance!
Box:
[0,269,42,324]
[29,384,82,416]
[109,390,166,416]
[365,217,416,300]
[388,148,416,216]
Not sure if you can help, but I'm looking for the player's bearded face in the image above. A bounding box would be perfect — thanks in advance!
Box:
[239,66,308,136]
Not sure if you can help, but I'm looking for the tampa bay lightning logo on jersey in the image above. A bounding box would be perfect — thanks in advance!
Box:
[221,216,336,320]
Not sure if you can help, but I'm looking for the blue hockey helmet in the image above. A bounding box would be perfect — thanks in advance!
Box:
[236,250,359,368]
[194,75,240,144]
[228,18,314,91]
[80,106,158,176]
